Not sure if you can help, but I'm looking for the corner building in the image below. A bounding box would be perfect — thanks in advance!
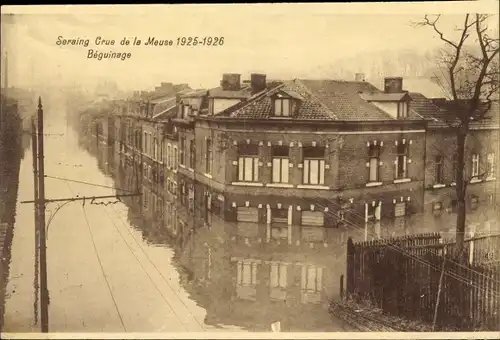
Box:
[176,74,429,236]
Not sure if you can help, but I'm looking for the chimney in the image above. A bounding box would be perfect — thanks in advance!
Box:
[250,73,267,93]
[220,73,241,91]
[355,73,366,82]
[384,77,403,93]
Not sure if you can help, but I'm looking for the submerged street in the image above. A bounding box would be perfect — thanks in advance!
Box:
[2,114,356,332]
[2,104,498,333]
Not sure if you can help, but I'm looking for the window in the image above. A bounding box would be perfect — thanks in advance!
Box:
[301,265,322,293]
[301,211,325,227]
[237,261,258,287]
[270,263,287,289]
[368,145,380,182]
[472,153,480,177]
[470,196,479,210]
[143,132,147,153]
[236,207,259,223]
[435,155,444,184]
[160,140,164,163]
[365,203,378,222]
[397,101,408,118]
[153,137,157,160]
[395,143,408,179]
[189,140,195,169]
[303,147,325,185]
[167,144,171,168]
[271,146,290,183]
[205,138,213,174]
[182,105,190,119]
[173,147,178,170]
[179,137,185,165]
[274,98,290,117]
[238,144,259,182]
[271,208,288,225]
[394,202,406,217]
[208,99,214,115]
[487,153,495,178]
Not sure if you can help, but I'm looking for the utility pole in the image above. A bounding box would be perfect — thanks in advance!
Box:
[31,117,40,326]
[37,97,49,333]
[22,101,142,333]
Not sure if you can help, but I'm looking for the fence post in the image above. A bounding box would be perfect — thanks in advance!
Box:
[340,274,344,300]
[346,237,354,295]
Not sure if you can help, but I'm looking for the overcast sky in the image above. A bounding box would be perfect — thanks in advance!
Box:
[1,3,498,92]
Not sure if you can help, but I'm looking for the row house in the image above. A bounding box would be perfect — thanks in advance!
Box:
[110,83,193,223]
[176,73,430,234]
[174,74,259,223]
[410,93,499,226]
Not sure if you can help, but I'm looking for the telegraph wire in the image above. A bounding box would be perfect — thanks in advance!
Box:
[66,181,127,332]
[100,206,193,331]
[44,174,134,192]
[107,203,207,331]
[81,204,127,331]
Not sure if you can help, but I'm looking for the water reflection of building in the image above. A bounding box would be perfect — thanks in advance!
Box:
[77,124,500,332]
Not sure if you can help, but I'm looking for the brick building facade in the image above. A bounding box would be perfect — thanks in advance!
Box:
[84,74,498,240]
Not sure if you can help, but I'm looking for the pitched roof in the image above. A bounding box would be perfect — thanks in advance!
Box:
[217,79,397,121]
[409,92,499,129]
[360,92,410,102]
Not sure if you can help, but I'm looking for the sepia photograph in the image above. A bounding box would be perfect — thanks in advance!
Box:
[0,3,499,339]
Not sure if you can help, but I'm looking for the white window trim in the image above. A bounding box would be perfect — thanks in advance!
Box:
[432,183,446,189]
[366,182,382,187]
[394,178,411,184]
[471,154,480,178]
[266,183,294,188]
[297,184,330,190]
[232,182,264,187]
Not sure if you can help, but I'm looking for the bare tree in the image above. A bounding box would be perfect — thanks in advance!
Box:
[415,14,499,259]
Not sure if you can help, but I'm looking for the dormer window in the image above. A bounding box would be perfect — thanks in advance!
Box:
[208,99,214,115]
[397,101,408,118]
[182,105,190,119]
[274,98,291,117]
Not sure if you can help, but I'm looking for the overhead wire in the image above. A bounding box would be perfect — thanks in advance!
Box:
[65,181,127,332]
[100,205,193,331]
[106,202,207,331]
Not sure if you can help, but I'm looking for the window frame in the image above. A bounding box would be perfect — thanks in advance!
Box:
[471,153,480,178]
[205,138,213,174]
[435,155,444,184]
[271,146,290,184]
[368,145,380,183]
[274,98,291,117]
[303,146,326,185]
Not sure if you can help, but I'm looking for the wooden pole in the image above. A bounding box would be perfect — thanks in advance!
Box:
[31,117,40,326]
[37,97,49,332]
[432,255,447,331]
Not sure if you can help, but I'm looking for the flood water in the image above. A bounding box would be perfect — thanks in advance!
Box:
[3,110,499,333]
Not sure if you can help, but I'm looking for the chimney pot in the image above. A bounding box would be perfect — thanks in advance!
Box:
[355,73,366,82]
[384,77,404,93]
